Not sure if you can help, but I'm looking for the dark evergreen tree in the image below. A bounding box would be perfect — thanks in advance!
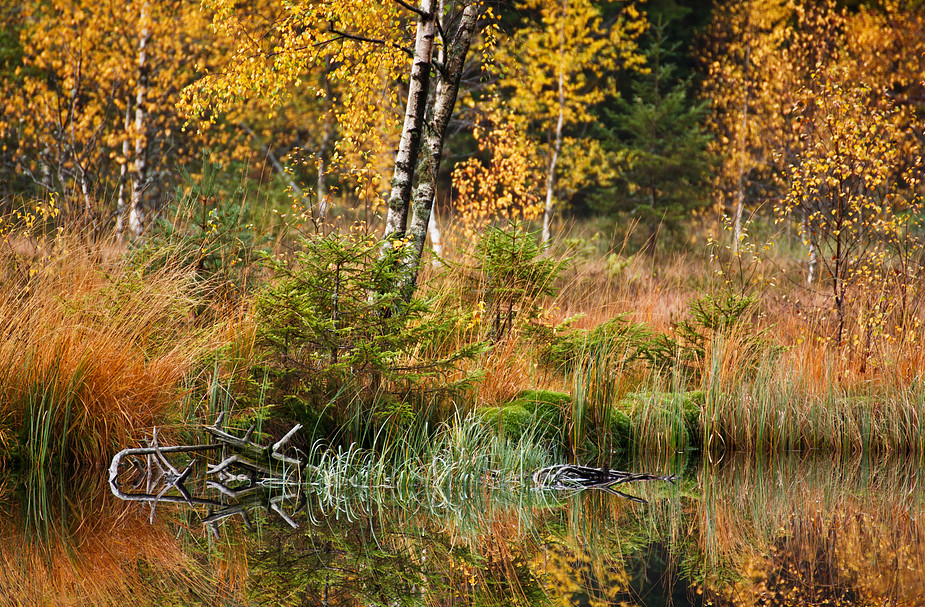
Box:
[594,17,714,251]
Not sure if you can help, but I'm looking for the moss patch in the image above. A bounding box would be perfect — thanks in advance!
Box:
[480,390,569,442]
[478,389,707,453]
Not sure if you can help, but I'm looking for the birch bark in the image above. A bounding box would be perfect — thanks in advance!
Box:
[381,0,437,250]
[129,0,151,238]
[401,1,479,297]
[116,99,131,239]
[732,40,750,254]
[541,71,565,244]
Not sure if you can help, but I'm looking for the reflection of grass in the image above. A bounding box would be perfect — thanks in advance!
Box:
[622,452,925,604]
[487,452,925,604]
[0,471,229,607]
[304,414,560,535]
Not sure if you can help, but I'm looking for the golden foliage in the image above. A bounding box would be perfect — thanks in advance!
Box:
[1,0,245,219]
[452,111,544,233]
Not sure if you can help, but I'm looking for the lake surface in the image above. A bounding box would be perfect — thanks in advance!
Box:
[3,451,925,605]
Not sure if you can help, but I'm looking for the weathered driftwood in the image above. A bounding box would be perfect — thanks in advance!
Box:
[109,415,306,529]
[108,426,225,523]
[532,464,677,503]
[204,412,304,467]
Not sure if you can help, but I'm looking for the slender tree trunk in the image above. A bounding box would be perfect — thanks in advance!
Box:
[78,168,92,218]
[428,209,442,262]
[40,151,51,192]
[129,0,151,238]
[832,194,847,345]
[116,99,131,240]
[541,70,565,245]
[401,1,479,298]
[318,72,333,221]
[541,0,569,244]
[803,217,817,284]
[733,40,751,255]
[381,0,437,251]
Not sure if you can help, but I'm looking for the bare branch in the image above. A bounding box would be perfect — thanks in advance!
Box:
[393,0,428,19]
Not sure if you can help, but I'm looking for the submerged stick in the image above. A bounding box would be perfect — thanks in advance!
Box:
[532,464,676,503]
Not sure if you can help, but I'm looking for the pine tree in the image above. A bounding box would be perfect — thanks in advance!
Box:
[595,18,712,251]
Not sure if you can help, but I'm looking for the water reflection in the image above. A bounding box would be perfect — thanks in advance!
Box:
[0,470,234,606]
[4,452,925,605]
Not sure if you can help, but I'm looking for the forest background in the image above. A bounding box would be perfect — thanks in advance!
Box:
[1,0,925,471]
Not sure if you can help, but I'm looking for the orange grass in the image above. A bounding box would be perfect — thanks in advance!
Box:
[0,235,228,467]
[429,218,925,453]
[476,333,538,405]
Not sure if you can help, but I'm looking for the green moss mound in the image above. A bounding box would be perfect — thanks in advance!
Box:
[478,388,707,453]
[480,390,569,442]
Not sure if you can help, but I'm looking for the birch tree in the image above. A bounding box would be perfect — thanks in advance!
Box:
[701,0,845,256]
[494,0,645,243]
[185,0,485,299]
[0,0,230,233]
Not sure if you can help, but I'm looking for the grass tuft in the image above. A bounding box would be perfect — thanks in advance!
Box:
[0,235,225,468]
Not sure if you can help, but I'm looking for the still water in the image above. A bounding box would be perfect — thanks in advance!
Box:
[3,451,925,606]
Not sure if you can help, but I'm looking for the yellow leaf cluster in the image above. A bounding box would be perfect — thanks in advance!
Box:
[452,111,543,234]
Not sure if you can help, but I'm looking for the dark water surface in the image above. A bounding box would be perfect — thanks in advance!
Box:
[4,452,925,606]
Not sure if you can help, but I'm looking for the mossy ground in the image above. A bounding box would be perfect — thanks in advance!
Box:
[479,389,707,455]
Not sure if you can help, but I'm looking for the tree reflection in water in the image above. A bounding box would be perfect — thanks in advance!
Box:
[4,452,925,605]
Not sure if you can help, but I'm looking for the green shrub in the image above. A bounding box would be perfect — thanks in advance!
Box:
[670,291,779,379]
[475,222,567,342]
[481,390,570,443]
[528,314,674,374]
[255,231,482,436]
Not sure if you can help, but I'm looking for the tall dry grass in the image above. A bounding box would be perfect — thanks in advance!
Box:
[0,234,228,468]
[528,217,925,455]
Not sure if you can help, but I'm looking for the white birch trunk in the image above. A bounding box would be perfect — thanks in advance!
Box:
[401,1,479,297]
[807,242,817,285]
[428,209,442,262]
[129,0,151,238]
[381,0,437,250]
[732,40,751,254]
[116,100,131,239]
[318,74,333,221]
[541,70,565,244]
[802,217,817,284]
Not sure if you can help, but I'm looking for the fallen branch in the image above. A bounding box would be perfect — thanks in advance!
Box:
[532,464,676,503]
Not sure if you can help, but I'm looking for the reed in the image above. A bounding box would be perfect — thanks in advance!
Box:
[695,342,925,455]
[303,413,558,534]
[556,294,925,457]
